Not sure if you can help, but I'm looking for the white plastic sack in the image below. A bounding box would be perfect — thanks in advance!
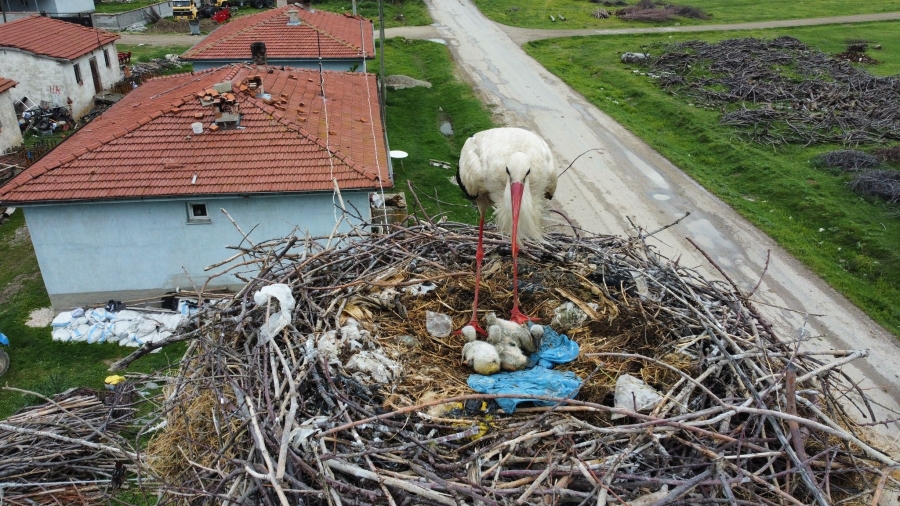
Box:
[51,311,73,328]
[86,323,109,344]
[110,319,138,338]
[253,284,295,344]
[70,324,91,342]
[147,313,185,332]
[52,328,73,342]
[87,308,116,323]
[112,310,143,322]
[134,319,159,338]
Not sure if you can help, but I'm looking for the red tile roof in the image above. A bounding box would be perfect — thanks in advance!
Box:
[0,77,16,95]
[183,6,374,62]
[0,16,119,61]
[0,65,392,204]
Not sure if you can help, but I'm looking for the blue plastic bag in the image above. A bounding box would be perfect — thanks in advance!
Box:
[467,368,582,414]
[0,332,8,346]
[526,324,580,368]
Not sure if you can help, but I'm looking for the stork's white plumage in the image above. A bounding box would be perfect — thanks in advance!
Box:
[456,127,557,333]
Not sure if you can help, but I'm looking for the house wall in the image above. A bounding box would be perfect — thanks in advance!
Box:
[91,2,174,31]
[2,0,95,14]
[0,88,23,152]
[0,42,122,119]
[190,58,366,73]
[23,191,371,309]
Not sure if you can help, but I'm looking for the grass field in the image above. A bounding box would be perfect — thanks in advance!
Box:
[474,0,900,30]
[525,21,900,337]
[382,38,496,223]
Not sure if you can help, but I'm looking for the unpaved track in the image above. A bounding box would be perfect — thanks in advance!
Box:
[423,0,900,453]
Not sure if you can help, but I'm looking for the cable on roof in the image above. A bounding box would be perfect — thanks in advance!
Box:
[357,15,389,229]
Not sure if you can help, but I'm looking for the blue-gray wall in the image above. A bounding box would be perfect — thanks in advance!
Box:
[23,191,370,308]
[189,58,366,73]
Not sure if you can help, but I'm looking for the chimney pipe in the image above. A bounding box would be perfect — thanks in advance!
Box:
[286,8,301,26]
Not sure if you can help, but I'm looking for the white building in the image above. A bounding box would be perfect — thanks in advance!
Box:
[0,16,121,119]
[0,77,23,153]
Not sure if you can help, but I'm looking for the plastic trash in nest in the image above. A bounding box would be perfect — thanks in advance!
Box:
[346,350,401,384]
[403,282,437,296]
[526,324,580,369]
[426,310,452,338]
[253,284,296,344]
[611,373,663,420]
[550,301,597,331]
[467,368,582,414]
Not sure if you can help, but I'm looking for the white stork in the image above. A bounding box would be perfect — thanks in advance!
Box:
[456,127,557,334]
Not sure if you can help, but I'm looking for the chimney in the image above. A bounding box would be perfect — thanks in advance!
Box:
[286,8,301,26]
[250,41,267,65]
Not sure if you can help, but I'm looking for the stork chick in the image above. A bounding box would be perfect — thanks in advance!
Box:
[487,325,528,371]
[485,312,537,354]
[462,340,501,375]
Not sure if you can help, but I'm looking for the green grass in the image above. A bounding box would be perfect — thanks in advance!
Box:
[117,44,192,63]
[524,21,900,336]
[0,211,185,418]
[474,0,900,30]
[94,0,163,14]
[382,38,497,222]
[311,0,430,28]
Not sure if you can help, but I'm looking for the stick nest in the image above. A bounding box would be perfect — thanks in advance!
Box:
[144,220,900,505]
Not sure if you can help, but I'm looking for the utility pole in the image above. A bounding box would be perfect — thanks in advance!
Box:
[352,0,356,16]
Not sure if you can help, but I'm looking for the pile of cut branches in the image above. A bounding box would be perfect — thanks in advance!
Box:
[639,36,900,146]
[616,0,709,22]
[0,387,140,505]
[139,213,900,505]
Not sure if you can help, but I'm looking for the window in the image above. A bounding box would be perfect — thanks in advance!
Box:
[103,49,110,68]
[74,63,82,84]
[187,203,211,223]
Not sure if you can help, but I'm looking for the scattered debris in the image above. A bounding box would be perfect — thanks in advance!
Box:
[621,51,649,63]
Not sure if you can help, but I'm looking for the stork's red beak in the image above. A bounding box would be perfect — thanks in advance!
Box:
[510,181,524,258]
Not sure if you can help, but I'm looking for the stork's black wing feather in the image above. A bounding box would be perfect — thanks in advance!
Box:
[456,167,478,200]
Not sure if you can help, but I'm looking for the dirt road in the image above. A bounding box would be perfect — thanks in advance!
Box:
[424,0,900,448]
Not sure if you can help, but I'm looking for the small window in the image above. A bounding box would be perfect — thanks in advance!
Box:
[103,49,110,68]
[74,63,82,84]
[187,203,211,223]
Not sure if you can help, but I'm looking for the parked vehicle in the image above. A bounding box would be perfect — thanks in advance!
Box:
[173,0,238,21]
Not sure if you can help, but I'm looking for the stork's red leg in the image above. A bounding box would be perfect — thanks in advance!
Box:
[457,212,488,336]
[508,182,539,325]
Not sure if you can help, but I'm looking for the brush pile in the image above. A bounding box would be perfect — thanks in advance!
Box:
[143,218,899,505]
[638,37,900,146]
[0,388,139,505]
